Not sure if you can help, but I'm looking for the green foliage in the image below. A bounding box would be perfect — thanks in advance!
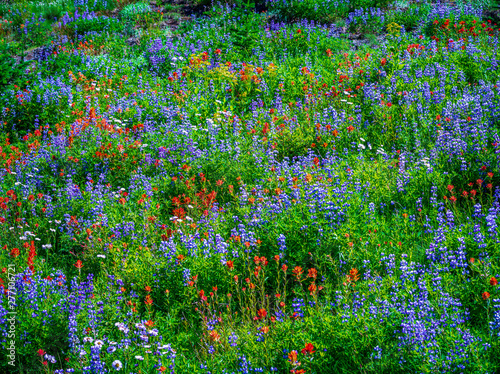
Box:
[120,1,151,19]
[162,3,181,13]
[455,0,495,7]
[41,4,65,21]
[268,0,351,23]
[0,42,29,92]
[268,0,394,24]
[384,3,431,31]
[20,20,53,48]
[27,0,74,20]
[8,7,29,28]
[77,0,117,12]
[351,0,391,9]
[38,47,85,77]
[198,2,266,57]
[0,3,10,17]
[63,15,123,38]
[450,48,491,84]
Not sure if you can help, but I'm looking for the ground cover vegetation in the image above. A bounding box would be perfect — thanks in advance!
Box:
[0,0,500,372]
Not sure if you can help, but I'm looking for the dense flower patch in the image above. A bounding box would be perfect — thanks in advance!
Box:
[0,0,500,373]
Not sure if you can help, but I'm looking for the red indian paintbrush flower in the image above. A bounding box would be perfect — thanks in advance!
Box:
[308,283,317,295]
[301,343,315,355]
[292,266,303,279]
[27,241,36,273]
[208,330,221,342]
[257,309,267,320]
[307,268,317,279]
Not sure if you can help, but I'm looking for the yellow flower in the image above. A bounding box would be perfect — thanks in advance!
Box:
[386,22,402,36]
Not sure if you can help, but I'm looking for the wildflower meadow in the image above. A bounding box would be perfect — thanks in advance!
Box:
[0,0,500,372]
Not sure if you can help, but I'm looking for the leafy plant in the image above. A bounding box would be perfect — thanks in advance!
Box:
[0,42,29,92]
[75,0,117,12]
[267,0,351,23]
[41,4,65,21]
[350,0,391,9]
[120,1,151,19]
[384,3,430,31]
[63,15,123,37]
